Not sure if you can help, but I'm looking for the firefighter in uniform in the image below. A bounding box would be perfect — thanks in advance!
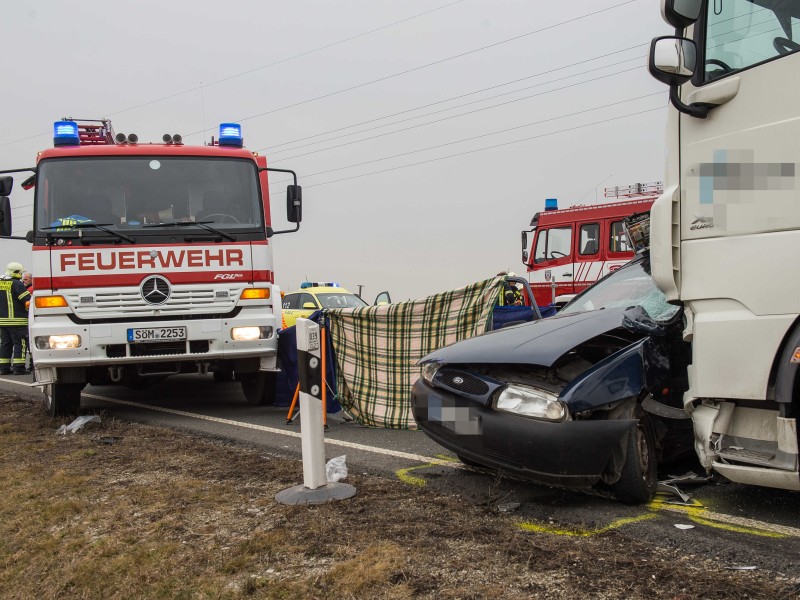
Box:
[0,262,31,375]
[496,271,523,306]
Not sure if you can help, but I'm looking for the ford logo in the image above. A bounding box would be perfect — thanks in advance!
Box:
[452,376,464,385]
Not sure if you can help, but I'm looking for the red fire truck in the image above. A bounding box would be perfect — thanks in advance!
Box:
[521,182,662,308]
[0,118,303,416]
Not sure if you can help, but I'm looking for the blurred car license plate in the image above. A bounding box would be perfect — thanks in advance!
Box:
[127,327,186,343]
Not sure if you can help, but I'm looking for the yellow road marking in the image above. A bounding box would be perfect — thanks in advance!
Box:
[518,513,659,537]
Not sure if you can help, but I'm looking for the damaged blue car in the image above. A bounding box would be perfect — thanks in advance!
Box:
[411,255,693,504]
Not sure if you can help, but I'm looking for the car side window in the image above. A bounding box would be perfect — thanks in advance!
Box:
[300,293,319,309]
[282,293,301,310]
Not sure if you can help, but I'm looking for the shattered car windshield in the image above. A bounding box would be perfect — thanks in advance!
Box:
[559,258,680,322]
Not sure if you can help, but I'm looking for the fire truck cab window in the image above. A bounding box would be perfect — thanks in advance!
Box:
[534,226,572,263]
[579,223,600,255]
[610,221,631,253]
[36,157,262,232]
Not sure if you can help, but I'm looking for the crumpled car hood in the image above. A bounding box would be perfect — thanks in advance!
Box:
[421,306,646,367]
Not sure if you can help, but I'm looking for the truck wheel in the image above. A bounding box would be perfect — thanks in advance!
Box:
[611,407,657,504]
[43,383,84,418]
[240,372,277,405]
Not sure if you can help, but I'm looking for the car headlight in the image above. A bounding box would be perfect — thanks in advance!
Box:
[495,384,568,422]
[420,362,442,385]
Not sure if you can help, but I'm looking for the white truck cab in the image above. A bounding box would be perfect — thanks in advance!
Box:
[648,0,800,490]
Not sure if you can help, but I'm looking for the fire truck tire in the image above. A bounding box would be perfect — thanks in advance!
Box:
[43,383,84,418]
[611,407,657,504]
[240,372,277,405]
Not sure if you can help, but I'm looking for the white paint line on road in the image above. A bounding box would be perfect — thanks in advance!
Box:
[82,391,458,466]
[0,376,455,467]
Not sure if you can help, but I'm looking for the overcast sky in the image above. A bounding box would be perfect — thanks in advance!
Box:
[1,0,671,301]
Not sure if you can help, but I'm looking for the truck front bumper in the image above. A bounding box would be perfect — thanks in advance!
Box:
[29,312,279,369]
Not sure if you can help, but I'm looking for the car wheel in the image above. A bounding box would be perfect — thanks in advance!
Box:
[43,383,84,418]
[611,407,657,504]
[239,372,277,405]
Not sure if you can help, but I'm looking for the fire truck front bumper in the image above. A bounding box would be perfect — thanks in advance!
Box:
[29,312,279,370]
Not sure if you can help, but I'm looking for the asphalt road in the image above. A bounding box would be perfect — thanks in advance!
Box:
[3,372,800,577]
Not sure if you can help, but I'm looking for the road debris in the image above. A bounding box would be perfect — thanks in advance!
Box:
[56,415,101,434]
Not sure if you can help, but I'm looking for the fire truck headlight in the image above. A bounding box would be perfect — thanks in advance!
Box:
[36,335,81,350]
[231,326,273,341]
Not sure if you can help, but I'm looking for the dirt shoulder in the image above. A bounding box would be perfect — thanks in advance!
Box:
[1,392,797,599]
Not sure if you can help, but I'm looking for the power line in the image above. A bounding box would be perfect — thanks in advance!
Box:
[0,0,468,148]
[276,105,666,193]
[186,0,638,137]
[258,42,649,154]
[269,62,645,163]
[276,92,664,181]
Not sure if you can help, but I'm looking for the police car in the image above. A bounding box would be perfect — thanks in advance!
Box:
[281,282,368,328]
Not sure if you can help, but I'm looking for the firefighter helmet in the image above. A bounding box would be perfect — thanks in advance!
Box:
[5,262,24,278]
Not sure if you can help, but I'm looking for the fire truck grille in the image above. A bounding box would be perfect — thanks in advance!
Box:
[67,286,241,318]
[105,340,210,358]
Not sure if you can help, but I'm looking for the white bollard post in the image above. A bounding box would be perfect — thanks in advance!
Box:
[275,317,356,505]
[297,318,326,489]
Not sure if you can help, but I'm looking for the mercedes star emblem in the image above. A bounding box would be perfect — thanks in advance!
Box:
[140,275,171,305]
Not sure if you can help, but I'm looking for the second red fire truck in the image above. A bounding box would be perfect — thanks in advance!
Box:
[521,182,662,307]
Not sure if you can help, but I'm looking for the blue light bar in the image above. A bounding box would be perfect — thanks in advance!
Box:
[219,122,243,147]
[544,198,558,211]
[300,281,341,289]
[53,121,80,147]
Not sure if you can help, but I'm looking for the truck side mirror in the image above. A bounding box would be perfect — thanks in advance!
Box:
[0,196,12,237]
[649,36,696,87]
[25,230,35,244]
[661,0,702,29]
[286,185,302,223]
[0,176,13,196]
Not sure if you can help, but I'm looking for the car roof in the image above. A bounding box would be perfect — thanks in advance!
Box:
[286,286,354,295]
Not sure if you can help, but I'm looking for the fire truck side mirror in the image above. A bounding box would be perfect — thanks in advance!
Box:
[286,185,302,223]
[0,176,12,196]
[521,231,529,264]
[25,230,34,244]
[0,196,11,237]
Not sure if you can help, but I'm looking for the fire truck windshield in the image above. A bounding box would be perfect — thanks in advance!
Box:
[35,157,263,235]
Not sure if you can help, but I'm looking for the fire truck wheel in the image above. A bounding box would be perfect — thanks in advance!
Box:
[43,383,84,418]
[240,372,277,405]
[611,406,657,504]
